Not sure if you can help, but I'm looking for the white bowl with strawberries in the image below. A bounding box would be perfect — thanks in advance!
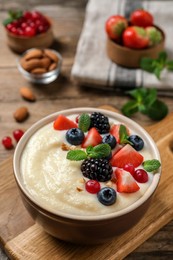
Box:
[13,107,161,244]
[105,9,165,68]
[3,10,54,53]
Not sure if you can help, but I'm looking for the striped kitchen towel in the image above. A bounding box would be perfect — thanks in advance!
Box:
[71,0,173,96]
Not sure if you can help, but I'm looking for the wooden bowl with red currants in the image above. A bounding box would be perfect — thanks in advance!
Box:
[3,10,54,53]
[105,9,165,68]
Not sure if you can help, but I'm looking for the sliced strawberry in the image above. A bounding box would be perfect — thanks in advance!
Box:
[53,115,77,130]
[110,124,130,143]
[115,168,140,193]
[81,127,102,148]
[110,144,143,168]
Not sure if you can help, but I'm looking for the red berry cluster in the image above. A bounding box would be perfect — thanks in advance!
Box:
[2,129,24,150]
[5,11,50,37]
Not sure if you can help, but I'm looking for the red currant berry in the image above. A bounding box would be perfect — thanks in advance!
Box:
[75,115,80,123]
[133,169,148,183]
[24,26,36,37]
[13,129,24,142]
[123,163,135,176]
[10,26,18,35]
[23,11,32,20]
[2,136,13,149]
[85,180,101,194]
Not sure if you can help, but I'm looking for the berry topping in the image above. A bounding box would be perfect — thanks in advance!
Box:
[115,168,140,193]
[90,112,110,134]
[128,135,144,151]
[13,129,24,142]
[97,187,117,206]
[66,128,84,145]
[53,115,77,130]
[123,163,135,176]
[85,180,101,194]
[2,136,13,149]
[3,10,50,37]
[81,127,102,148]
[81,158,113,182]
[102,134,117,149]
[110,144,144,168]
[133,169,148,183]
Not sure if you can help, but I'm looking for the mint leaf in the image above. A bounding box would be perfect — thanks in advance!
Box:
[147,99,168,120]
[158,51,167,63]
[143,159,161,172]
[121,88,168,121]
[121,100,139,117]
[166,60,173,71]
[3,10,23,26]
[119,125,131,145]
[140,57,156,73]
[66,150,87,161]
[87,144,111,159]
[78,113,91,132]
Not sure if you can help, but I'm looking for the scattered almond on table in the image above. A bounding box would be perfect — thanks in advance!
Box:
[13,106,29,122]
[20,48,59,74]
[20,87,36,102]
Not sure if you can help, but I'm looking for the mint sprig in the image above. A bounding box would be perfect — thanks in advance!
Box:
[143,159,161,172]
[66,144,111,161]
[78,113,91,132]
[119,125,132,145]
[140,51,173,80]
[121,88,168,121]
[3,10,23,26]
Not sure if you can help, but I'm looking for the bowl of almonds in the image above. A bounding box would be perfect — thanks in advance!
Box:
[17,48,62,84]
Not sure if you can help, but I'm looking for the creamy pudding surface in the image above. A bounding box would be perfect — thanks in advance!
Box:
[20,113,160,216]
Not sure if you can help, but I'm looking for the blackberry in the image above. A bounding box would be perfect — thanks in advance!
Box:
[81,158,113,182]
[90,112,110,134]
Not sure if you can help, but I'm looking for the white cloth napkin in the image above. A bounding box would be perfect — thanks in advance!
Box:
[71,0,173,96]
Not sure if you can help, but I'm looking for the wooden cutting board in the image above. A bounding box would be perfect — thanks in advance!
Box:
[1,106,173,260]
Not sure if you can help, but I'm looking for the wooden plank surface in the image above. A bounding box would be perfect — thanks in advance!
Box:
[0,109,173,259]
[1,0,173,259]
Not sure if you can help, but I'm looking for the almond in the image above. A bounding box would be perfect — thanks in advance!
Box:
[21,59,43,72]
[44,49,59,63]
[31,68,47,74]
[48,62,57,71]
[40,57,51,69]
[13,107,29,122]
[24,49,43,60]
[20,87,36,102]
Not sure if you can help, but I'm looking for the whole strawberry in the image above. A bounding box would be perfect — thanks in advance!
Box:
[105,15,128,42]
[123,26,149,49]
[130,9,153,28]
[146,26,163,46]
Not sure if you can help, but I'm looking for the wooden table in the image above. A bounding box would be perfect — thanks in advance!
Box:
[1,1,173,259]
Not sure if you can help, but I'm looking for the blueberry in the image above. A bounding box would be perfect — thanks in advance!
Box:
[102,134,116,149]
[128,135,144,151]
[66,128,84,145]
[97,187,116,206]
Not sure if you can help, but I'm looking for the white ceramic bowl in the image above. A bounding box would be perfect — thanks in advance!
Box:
[13,107,161,244]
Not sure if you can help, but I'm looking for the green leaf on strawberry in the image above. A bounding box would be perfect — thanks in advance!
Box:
[78,113,91,132]
[143,159,161,172]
